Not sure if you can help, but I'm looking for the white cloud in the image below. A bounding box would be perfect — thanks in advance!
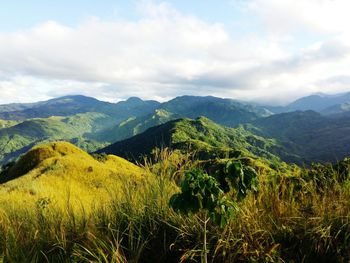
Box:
[0,1,350,105]
[247,0,350,35]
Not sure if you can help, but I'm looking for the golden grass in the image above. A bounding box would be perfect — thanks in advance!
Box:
[0,142,146,213]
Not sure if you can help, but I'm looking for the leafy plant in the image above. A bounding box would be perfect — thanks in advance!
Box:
[221,160,259,200]
[169,170,236,225]
[169,169,234,263]
[169,162,258,263]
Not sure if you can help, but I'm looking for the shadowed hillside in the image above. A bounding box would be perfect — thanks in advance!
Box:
[248,110,350,163]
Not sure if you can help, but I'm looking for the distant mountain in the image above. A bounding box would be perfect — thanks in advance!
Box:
[98,117,284,162]
[321,102,350,116]
[248,110,350,163]
[90,95,273,143]
[267,92,350,114]
[0,95,160,121]
[4,93,350,166]
[100,109,350,165]
[0,102,36,113]
[159,96,272,127]
[0,95,275,166]
[93,109,182,142]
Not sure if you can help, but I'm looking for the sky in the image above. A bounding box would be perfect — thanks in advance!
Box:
[1,0,350,105]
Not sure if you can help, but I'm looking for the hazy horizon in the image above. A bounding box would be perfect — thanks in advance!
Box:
[1,1,350,105]
[1,90,349,108]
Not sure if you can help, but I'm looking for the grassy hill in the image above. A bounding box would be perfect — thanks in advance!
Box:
[0,141,145,210]
[98,117,286,162]
[0,141,349,262]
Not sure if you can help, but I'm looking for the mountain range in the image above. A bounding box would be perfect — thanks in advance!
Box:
[1,91,350,166]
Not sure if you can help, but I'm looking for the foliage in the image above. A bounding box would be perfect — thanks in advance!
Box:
[169,169,237,228]
[170,161,259,225]
[169,162,258,263]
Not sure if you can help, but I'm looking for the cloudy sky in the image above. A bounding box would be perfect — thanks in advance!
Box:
[1,0,350,105]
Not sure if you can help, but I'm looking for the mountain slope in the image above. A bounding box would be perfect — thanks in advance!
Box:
[98,117,284,162]
[93,109,182,142]
[91,95,273,143]
[321,102,350,116]
[248,110,350,163]
[159,96,272,127]
[0,113,110,165]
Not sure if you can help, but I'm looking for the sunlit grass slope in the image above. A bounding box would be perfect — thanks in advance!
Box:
[0,141,145,212]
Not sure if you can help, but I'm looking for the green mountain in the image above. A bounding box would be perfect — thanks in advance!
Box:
[93,109,182,142]
[248,110,350,163]
[3,94,350,166]
[0,102,35,113]
[0,95,276,166]
[0,113,110,165]
[90,95,272,143]
[0,95,160,121]
[98,117,285,162]
[159,95,272,127]
[0,96,161,165]
[99,109,350,164]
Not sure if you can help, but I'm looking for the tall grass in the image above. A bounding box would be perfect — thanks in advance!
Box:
[0,149,349,262]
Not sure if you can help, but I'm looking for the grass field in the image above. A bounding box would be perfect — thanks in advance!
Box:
[0,142,349,262]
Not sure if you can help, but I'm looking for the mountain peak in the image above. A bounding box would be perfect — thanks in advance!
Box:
[126,97,143,103]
